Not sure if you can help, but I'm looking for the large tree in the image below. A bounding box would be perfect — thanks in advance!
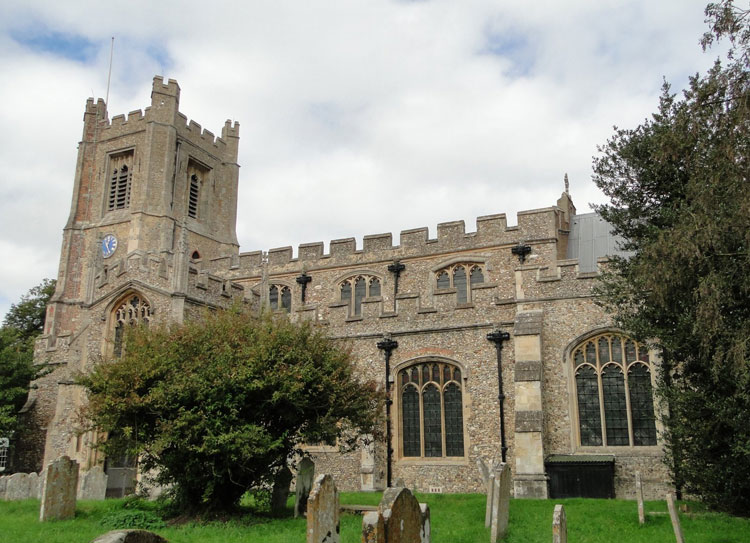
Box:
[80,308,382,513]
[0,279,55,439]
[593,1,750,515]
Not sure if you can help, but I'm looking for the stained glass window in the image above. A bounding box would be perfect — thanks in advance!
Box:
[629,364,657,446]
[402,386,421,457]
[112,294,151,358]
[435,263,485,304]
[444,383,464,456]
[573,333,657,447]
[339,275,382,316]
[423,384,442,457]
[602,365,629,446]
[454,266,467,304]
[399,361,465,458]
[576,365,602,446]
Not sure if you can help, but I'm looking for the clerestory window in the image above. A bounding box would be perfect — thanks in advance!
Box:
[339,275,381,316]
[399,361,465,458]
[572,333,657,447]
[107,151,134,211]
[435,263,484,304]
[269,285,291,312]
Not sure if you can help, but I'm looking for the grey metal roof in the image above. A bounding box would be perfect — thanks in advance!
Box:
[566,212,631,273]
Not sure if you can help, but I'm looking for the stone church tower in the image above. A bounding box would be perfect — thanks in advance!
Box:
[19,77,244,487]
[17,77,673,501]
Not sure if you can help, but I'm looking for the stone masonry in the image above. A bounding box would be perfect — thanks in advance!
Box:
[18,77,672,500]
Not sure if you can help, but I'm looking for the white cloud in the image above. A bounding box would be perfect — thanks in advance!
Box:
[0,0,722,321]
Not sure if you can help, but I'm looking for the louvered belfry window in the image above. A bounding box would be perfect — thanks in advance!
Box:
[188,174,200,218]
[399,361,465,458]
[108,152,134,211]
[572,333,657,447]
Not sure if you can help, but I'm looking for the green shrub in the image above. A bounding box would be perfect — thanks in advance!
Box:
[99,510,165,530]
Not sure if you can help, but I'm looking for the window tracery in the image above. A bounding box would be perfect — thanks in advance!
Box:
[112,294,151,357]
[434,263,485,304]
[339,275,381,316]
[269,284,291,312]
[572,333,657,447]
[398,361,465,458]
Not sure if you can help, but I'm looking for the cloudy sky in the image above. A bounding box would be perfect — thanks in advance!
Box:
[0,0,725,321]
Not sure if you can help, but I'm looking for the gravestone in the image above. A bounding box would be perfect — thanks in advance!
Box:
[91,530,168,543]
[666,493,685,543]
[0,475,8,499]
[484,472,495,528]
[40,456,79,521]
[27,472,39,500]
[307,474,339,543]
[379,487,424,543]
[490,463,511,542]
[295,457,316,518]
[419,503,431,543]
[5,472,30,500]
[37,468,46,498]
[271,466,293,515]
[635,471,645,525]
[79,466,109,500]
[552,504,567,543]
[362,510,385,543]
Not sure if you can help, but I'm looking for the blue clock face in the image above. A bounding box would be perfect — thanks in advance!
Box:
[102,234,118,258]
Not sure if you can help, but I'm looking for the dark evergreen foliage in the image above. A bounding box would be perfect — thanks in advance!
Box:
[0,279,54,438]
[593,1,750,515]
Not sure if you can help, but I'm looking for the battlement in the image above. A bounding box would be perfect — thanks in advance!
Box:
[82,76,239,161]
[152,75,180,97]
[210,204,568,277]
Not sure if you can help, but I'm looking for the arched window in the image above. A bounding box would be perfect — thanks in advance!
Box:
[399,361,465,458]
[572,333,657,447]
[434,263,485,304]
[108,151,133,211]
[339,275,381,316]
[112,294,151,357]
[269,285,292,312]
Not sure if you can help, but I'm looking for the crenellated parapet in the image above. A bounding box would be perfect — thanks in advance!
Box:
[84,77,240,164]
[209,206,568,279]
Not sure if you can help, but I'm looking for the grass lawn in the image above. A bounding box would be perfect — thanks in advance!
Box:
[1,493,749,542]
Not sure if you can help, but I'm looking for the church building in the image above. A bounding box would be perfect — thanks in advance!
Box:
[20,76,672,500]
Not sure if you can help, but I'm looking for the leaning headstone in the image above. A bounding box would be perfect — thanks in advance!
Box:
[490,463,511,542]
[484,472,495,528]
[271,466,293,515]
[79,466,108,500]
[40,456,79,521]
[307,474,339,543]
[552,504,567,543]
[5,472,31,500]
[362,510,385,543]
[635,471,645,525]
[37,468,46,498]
[666,493,685,543]
[90,529,168,543]
[295,457,316,518]
[379,487,424,543]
